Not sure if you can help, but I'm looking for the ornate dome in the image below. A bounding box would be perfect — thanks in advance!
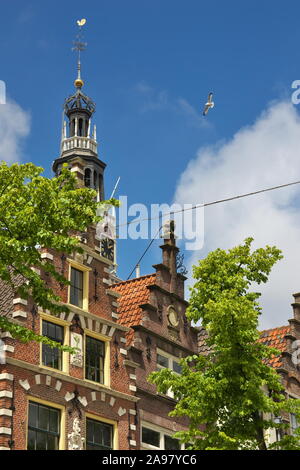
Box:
[64,88,96,118]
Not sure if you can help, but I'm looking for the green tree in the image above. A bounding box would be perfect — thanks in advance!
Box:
[0,162,117,351]
[149,238,300,450]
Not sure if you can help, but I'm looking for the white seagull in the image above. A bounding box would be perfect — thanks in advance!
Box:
[203,92,214,116]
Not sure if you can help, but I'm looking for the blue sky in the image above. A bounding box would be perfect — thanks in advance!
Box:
[2,1,300,327]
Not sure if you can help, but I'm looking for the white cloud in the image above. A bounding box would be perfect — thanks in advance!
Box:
[0,100,30,163]
[174,100,300,329]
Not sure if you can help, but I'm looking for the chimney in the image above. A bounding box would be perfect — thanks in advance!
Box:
[136,264,141,278]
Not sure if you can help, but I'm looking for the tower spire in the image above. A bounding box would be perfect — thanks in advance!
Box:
[72,19,87,89]
[53,18,106,204]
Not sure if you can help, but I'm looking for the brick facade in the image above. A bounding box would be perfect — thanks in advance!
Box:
[0,69,299,450]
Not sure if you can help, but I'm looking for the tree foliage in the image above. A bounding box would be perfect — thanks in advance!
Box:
[0,162,117,351]
[149,238,300,450]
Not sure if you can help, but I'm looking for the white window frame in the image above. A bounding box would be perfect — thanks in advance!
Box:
[156,348,182,398]
[141,421,184,450]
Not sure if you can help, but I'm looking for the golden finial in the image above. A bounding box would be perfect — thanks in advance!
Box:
[72,19,87,89]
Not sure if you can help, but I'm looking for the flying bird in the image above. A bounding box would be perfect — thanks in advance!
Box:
[77,19,87,27]
[203,92,214,116]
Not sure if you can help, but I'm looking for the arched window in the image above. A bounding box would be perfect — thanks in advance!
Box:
[94,171,97,189]
[99,174,104,201]
[84,168,91,187]
[78,119,83,137]
[70,118,75,137]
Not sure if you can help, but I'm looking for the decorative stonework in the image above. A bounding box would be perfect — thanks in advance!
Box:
[74,252,84,264]
[19,379,30,391]
[13,298,28,306]
[0,427,11,435]
[68,418,85,450]
[41,252,54,261]
[78,396,87,407]
[65,392,75,402]
[0,409,12,417]
[109,397,116,407]
[0,373,13,381]
[46,376,51,386]
[35,375,41,385]
[55,380,62,392]
[118,407,126,417]
[0,391,12,399]
[12,310,27,319]
[70,332,83,367]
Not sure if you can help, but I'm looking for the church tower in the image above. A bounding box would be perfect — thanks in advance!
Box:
[52,23,105,202]
[52,21,116,267]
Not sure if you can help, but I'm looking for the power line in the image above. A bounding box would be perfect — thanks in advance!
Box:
[126,225,163,280]
[125,178,300,280]
[117,179,300,230]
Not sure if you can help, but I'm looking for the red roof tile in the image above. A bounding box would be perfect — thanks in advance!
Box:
[198,324,291,369]
[111,274,156,345]
[258,325,291,368]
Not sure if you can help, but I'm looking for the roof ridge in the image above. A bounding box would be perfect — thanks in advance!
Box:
[112,273,156,287]
[259,325,289,334]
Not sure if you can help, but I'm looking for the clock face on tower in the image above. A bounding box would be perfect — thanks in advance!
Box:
[100,237,115,262]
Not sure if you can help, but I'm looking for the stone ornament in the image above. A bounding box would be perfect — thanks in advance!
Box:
[70,332,83,367]
[68,417,85,450]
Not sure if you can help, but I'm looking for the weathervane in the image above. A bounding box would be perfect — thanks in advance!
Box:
[72,18,87,89]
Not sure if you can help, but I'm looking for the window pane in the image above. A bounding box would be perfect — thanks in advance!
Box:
[157,353,168,368]
[85,336,105,383]
[38,405,49,431]
[27,429,36,450]
[142,427,160,447]
[93,422,102,445]
[36,431,47,450]
[103,424,112,447]
[49,409,59,433]
[48,322,56,340]
[70,268,84,308]
[28,402,38,428]
[87,420,94,443]
[172,361,182,374]
[55,324,63,342]
[28,402,60,451]
[41,321,63,370]
[84,168,91,187]
[47,434,58,450]
[164,435,180,450]
[86,419,113,450]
